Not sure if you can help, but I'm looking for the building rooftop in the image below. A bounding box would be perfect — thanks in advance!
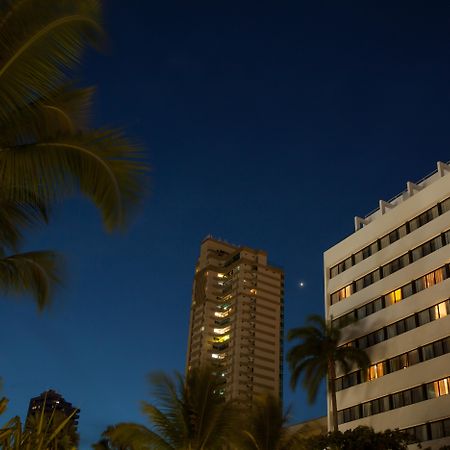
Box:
[354,161,450,232]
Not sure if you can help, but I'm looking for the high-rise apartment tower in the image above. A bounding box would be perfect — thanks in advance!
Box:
[26,389,80,445]
[324,161,450,449]
[187,237,284,402]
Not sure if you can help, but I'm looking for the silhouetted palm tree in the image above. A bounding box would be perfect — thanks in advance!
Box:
[240,393,318,450]
[104,367,240,450]
[287,315,370,432]
[0,0,147,308]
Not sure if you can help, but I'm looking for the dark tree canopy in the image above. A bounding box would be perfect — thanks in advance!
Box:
[302,426,415,450]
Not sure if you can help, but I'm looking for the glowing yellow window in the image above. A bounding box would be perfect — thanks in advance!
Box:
[213,326,231,335]
[338,285,352,301]
[437,301,448,318]
[425,273,436,288]
[387,289,402,305]
[438,378,449,396]
[368,362,384,381]
[435,268,445,284]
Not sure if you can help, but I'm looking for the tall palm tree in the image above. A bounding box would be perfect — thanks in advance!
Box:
[103,367,240,450]
[0,0,148,307]
[239,393,319,450]
[287,315,370,433]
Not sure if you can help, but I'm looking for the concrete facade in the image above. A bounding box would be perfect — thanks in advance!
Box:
[186,237,284,402]
[324,162,450,448]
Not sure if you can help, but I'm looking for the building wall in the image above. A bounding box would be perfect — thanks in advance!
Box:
[324,162,450,448]
[187,237,284,402]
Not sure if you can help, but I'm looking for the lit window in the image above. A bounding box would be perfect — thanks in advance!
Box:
[367,362,385,381]
[250,289,257,294]
[214,326,231,335]
[211,353,226,360]
[387,289,402,305]
[217,273,224,278]
[425,273,436,288]
[214,311,229,318]
[213,335,230,343]
[338,285,352,301]
[435,268,445,284]
[437,302,448,318]
[438,379,449,396]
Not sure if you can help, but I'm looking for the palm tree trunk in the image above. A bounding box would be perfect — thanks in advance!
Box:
[327,358,338,433]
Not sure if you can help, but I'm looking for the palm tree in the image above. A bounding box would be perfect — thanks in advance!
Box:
[0,0,148,307]
[103,367,240,450]
[0,0,147,231]
[239,393,319,450]
[287,314,370,433]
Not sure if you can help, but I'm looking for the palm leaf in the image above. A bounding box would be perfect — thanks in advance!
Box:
[0,195,48,252]
[0,0,103,121]
[107,422,173,450]
[0,85,94,144]
[0,398,8,416]
[0,130,148,231]
[0,250,62,309]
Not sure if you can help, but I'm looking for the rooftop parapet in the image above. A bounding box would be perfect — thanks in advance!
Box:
[354,161,450,232]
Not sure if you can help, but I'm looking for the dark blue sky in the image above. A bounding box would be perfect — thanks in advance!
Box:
[1,1,450,448]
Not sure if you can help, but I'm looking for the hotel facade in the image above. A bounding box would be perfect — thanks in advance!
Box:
[186,237,284,402]
[324,162,450,448]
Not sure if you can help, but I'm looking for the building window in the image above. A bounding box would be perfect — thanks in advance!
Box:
[329,198,450,279]
[339,376,450,424]
[386,288,402,305]
[367,362,385,381]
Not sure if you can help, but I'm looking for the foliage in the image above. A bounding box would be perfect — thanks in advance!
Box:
[287,314,370,432]
[239,393,318,450]
[0,396,78,449]
[92,426,129,450]
[101,367,241,450]
[301,426,415,450]
[0,0,148,308]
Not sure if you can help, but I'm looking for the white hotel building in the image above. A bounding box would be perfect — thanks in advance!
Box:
[324,161,450,448]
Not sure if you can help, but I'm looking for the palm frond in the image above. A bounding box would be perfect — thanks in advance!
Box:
[242,394,284,450]
[0,85,94,144]
[106,423,171,450]
[0,130,148,231]
[0,398,7,416]
[0,0,103,121]
[336,346,370,371]
[141,403,179,448]
[0,250,63,310]
[0,195,48,251]
[287,326,323,342]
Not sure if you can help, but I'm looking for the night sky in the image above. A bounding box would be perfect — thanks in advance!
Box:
[1,2,450,448]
